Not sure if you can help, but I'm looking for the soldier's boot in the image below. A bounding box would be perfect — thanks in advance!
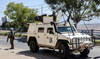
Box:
[10,45,14,49]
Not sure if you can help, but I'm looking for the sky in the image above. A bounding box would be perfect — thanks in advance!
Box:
[0,0,100,26]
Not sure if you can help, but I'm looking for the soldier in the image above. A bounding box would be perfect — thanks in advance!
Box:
[7,28,15,49]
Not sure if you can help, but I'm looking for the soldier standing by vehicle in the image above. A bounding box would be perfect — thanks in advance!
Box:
[7,28,15,49]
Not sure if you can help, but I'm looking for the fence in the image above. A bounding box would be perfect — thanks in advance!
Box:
[78,29,100,40]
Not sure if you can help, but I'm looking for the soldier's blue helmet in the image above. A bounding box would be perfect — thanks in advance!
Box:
[10,28,13,31]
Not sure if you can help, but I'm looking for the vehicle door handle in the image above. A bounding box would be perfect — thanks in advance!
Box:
[47,37,49,39]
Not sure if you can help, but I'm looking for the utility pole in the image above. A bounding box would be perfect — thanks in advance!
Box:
[41,5,43,15]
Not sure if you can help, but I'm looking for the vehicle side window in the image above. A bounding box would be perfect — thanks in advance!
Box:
[38,27,44,33]
[47,28,53,33]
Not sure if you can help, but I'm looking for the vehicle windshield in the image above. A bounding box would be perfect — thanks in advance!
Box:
[57,26,76,32]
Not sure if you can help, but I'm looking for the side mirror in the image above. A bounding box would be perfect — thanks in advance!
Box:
[49,31,54,34]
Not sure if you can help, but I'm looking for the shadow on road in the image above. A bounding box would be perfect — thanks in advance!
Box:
[16,49,59,59]
[0,48,2,50]
[4,48,10,50]
[15,37,27,43]
[16,49,91,59]
[93,56,100,59]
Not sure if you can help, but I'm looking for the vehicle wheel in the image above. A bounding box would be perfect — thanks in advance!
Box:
[29,41,39,52]
[59,43,70,59]
[80,48,90,57]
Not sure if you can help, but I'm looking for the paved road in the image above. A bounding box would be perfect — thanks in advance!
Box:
[0,36,28,49]
[0,36,100,59]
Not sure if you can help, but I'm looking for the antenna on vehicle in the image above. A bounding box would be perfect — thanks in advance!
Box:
[82,20,89,30]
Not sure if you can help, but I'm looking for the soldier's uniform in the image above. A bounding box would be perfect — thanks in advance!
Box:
[8,28,15,49]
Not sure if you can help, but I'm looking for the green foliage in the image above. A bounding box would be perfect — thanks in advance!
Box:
[45,0,100,27]
[0,32,26,37]
[4,2,38,32]
[15,34,20,37]
[0,33,8,35]
[95,40,100,46]
[95,40,100,44]
[5,21,11,28]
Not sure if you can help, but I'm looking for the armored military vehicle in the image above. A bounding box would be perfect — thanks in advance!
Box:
[27,12,94,59]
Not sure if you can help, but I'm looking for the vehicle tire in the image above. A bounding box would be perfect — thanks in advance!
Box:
[80,48,90,57]
[59,43,70,59]
[29,40,39,52]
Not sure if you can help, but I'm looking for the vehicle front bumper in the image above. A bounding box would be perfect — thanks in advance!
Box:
[70,38,94,51]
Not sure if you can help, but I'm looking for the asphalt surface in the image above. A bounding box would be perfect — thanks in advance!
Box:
[0,36,100,59]
[0,36,28,50]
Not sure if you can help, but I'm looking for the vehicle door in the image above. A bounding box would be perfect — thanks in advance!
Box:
[37,27,45,45]
[45,27,55,47]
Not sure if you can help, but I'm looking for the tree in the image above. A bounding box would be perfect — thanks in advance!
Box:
[4,2,38,31]
[1,16,7,27]
[45,0,100,27]
[5,21,11,28]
